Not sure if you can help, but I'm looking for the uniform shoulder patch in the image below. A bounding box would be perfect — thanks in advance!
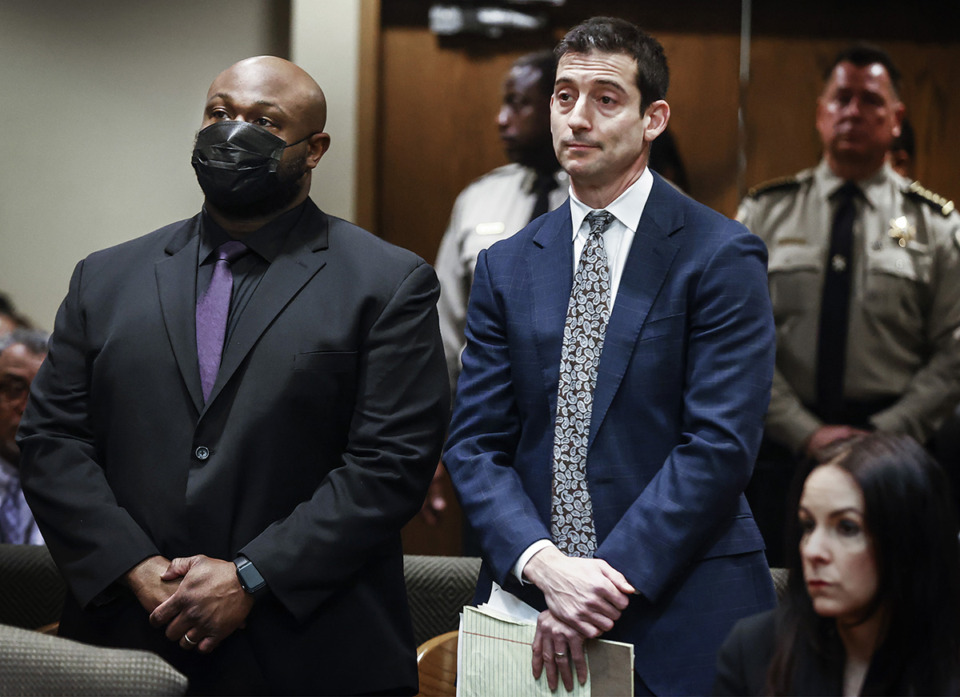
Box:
[747,175,803,199]
[905,181,956,217]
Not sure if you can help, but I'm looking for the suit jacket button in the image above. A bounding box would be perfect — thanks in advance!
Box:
[195,446,210,461]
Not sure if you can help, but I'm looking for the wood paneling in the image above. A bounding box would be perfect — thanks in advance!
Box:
[355,0,381,232]
[655,33,741,215]
[745,38,960,204]
[401,470,463,557]
[378,27,517,258]
[381,7,960,555]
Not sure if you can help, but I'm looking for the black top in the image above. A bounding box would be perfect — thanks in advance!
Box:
[196,202,304,343]
[714,608,958,696]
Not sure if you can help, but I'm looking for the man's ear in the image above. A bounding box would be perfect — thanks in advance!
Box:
[642,100,670,143]
[305,132,331,169]
[890,102,906,139]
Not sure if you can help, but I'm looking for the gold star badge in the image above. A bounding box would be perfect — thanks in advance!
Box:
[888,216,916,248]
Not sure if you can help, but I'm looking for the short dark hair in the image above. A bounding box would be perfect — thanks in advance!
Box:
[0,292,32,331]
[512,50,557,99]
[825,43,902,98]
[555,16,669,113]
[768,433,960,694]
[0,329,49,357]
[891,116,915,157]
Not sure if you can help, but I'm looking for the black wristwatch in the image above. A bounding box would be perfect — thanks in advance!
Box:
[234,555,267,596]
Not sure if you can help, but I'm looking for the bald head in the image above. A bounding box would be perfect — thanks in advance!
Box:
[197,56,332,230]
[207,56,328,135]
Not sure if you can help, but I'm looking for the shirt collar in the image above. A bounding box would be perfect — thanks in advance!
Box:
[568,167,653,240]
[199,201,308,265]
[815,158,889,212]
[521,167,570,195]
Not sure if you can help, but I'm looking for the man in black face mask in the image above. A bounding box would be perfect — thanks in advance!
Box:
[192,117,311,220]
[18,56,449,696]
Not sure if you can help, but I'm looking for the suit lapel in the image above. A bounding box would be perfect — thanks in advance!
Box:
[156,216,205,414]
[589,176,683,448]
[530,204,574,403]
[205,202,329,406]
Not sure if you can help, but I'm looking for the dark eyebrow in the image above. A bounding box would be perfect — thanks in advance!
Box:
[798,505,863,518]
[553,76,627,94]
[594,78,627,94]
[254,99,287,115]
[206,94,288,116]
[828,507,862,517]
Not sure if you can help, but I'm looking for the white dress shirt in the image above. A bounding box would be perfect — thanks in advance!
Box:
[512,167,654,581]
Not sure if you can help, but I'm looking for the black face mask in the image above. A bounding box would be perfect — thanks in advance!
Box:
[191,121,312,218]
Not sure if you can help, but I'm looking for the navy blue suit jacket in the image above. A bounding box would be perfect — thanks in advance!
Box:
[444,173,778,694]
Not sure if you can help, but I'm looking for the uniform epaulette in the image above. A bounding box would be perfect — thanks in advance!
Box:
[905,181,956,217]
[747,175,803,199]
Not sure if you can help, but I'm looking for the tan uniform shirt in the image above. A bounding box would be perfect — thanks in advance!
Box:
[737,160,960,451]
[435,163,568,396]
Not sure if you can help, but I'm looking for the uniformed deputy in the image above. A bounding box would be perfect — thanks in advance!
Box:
[737,44,960,562]
[423,52,566,530]
[435,51,566,399]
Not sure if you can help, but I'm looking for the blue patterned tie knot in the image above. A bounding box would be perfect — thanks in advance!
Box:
[585,210,614,238]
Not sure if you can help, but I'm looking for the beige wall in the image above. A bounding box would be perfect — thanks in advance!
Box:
[291,0,363,226]
[0,0,365,331]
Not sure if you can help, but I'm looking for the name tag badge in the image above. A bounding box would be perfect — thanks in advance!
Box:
[475,222,506,236]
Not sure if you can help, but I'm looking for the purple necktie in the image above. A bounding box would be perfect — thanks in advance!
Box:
[196,240,248,402]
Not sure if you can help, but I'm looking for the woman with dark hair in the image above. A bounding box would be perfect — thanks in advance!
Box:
[714,433,960,696]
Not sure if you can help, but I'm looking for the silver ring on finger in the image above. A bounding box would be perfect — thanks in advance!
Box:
[182,634,198,646]
[554,651,566,659]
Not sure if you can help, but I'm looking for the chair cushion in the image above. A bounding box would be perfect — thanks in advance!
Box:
[404,555,481,647]
[0,623,187,696]
[0,544,66,629]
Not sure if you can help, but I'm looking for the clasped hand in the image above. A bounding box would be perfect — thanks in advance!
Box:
[126,554,254,654]
[524,548,635,691]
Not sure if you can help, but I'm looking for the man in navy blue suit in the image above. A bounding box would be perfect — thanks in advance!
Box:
[443,17,777,695]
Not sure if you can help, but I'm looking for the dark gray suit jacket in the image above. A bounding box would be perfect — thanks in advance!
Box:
[19,200,449,695]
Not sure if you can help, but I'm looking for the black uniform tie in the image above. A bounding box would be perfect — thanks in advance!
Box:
[529,171,557,222]
[816,182,860,422]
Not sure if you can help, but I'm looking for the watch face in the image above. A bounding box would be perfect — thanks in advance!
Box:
[236,559,266,593]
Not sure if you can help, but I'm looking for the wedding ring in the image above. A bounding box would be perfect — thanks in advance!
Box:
[182,634,198,646]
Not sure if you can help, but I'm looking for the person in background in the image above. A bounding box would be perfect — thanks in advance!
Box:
[887,116,915,179]
[714,432,960,695]
[422,51,565,536]
[0,329,48,545]
[444,16,776,694]
[738,44,960,566]
[0,292,33,336]
[648,127,689,192]
[435,50,565,404]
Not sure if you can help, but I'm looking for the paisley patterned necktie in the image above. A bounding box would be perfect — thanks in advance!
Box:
[551,209,614,557]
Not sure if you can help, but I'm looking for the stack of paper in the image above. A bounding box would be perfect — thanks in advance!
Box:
[456,585,634,697]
